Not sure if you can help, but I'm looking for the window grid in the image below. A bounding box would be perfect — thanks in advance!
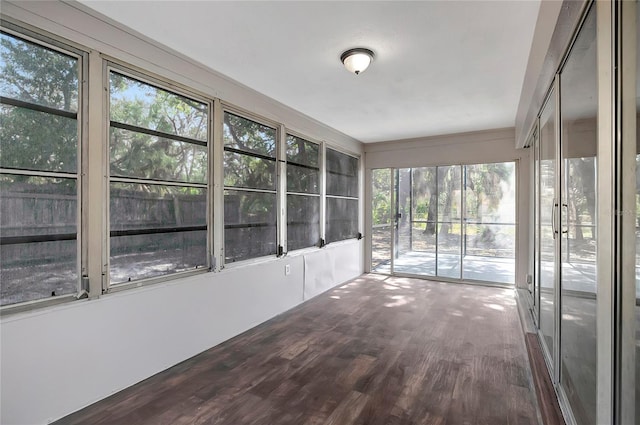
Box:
[286,134,321,251]
[1,22,361,311]
[106,66,210,288]
[0,27,85,308]
[222,111,279,263]
[325,147,360,244]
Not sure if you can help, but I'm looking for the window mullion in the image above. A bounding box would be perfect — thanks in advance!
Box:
[278,124,287,254]
[213,99,225,270]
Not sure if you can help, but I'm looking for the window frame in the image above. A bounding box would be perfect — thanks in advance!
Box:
[0,21,89,314]
[104,62,213,293]
[324,145,361,244]
[220,105,281,267]
[284,130,323,253]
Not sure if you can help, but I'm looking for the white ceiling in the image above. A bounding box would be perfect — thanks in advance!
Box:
[79,0,540,143]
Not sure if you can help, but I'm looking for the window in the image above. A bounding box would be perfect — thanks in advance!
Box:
[286,134,320,251]
[108,69,209,285]
[0,29,82,306]
[325,148,359,243]
[223,112,277,262]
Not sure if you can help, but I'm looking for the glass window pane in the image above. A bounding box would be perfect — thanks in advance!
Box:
[110,127,207,183]
[109,183,206,283]
[0,175,77,306]
[287,163,319,194]
[287,194,320,251]
[539,89,557,362]
[326,197,358,243]
[1,104,77,173]
[371,169,392,273]
[635,1,639,421]
[224,151,276,190]
[110,183,206,231]
[223,112,276,157]
[463,162,516,284]
[286,135,319,167]
[559,6,597,425]
[1,32,78,112]
[109,72,207,141]
[326,148,358,197]
[224,190,277,262]
[393,167,437,276]
[436,165,461,279]
[110,231,206,284]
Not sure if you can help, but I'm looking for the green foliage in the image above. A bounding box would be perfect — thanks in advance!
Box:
[1,33,79,175]
[1,33,78,111]
[109,73,208,186]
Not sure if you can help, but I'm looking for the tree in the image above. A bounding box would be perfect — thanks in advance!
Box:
[1,33,78,175]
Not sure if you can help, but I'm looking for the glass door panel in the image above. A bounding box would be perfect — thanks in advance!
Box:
[395,168,434,275]
[394,167,436,275]
[463,162,516,284]
[558,4,597,424]
[635,1,640,419]
[371,168,392,273]
[539,88,557,363]
[437,165,462,279]
[534,128,541,323]
[394,168,412,266]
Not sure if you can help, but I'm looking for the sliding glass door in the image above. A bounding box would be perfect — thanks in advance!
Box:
[370,162,516,285]
[371,168,393,273]
[531,4,599,423]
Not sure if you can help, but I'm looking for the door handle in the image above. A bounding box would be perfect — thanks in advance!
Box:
[552,200,558,239]
[561,203,569,234]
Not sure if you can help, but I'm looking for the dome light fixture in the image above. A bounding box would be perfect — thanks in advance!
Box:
[340,48,375,75]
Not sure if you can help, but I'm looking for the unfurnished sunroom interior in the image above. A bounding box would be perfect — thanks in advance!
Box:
[0,1,639,425]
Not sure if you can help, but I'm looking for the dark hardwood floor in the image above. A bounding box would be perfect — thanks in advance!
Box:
[56,274,540,425]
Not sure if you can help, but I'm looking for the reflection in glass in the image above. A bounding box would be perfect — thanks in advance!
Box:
[371,169,392,272]
[558,6,597,424]
[539,89,556,361]
[0,175,78,305]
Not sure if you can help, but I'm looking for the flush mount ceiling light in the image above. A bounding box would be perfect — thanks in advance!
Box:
[340,48,375,75]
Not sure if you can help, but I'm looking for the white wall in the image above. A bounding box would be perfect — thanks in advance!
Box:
[0,242,362,425]
[0,2,364,424]
[363,128,531,289]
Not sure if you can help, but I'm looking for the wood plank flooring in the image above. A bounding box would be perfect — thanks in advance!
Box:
[56,274,540,425]
[524,334,565,425]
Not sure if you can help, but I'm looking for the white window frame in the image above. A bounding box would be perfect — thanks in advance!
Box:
[323,145,361,245]
[219,105,281,267]
[0,21,88,314]
[284,130,323,253]
[103,62,213,293]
